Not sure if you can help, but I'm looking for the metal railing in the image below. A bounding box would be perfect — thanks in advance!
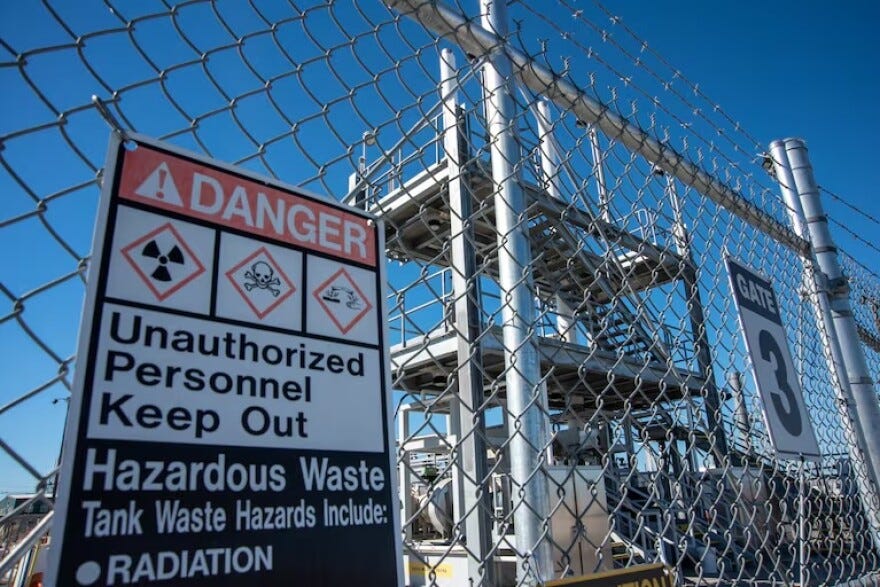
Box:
[2,1,880,586]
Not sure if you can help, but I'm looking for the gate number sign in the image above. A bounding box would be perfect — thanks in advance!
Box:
[47,134,402,586]
[726,256,820,459]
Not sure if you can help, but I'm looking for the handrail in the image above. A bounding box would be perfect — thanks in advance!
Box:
[386,0,811,258]
[0,511,53,579]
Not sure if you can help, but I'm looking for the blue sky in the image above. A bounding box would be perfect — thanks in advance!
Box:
[1,0,878,496]
[606,0,880,268]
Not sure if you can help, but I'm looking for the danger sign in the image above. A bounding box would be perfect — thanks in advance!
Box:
[48,134,402,586]
[117,145,376,264]
[120,223,206,301]
[314,267,373,334]
[226,246,296,319]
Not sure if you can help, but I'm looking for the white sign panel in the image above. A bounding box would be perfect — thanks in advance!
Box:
[48,134,402,586]
[726,256,820,459]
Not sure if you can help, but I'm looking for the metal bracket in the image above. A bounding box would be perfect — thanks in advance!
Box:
[827,275,851,297]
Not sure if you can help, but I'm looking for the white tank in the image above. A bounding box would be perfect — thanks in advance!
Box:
[418,477,454,538]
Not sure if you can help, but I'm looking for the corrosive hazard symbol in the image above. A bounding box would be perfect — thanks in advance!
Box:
[134,161,183,206]
[121,223,205,301]
[313,267,372,334]
[226,246,296,319]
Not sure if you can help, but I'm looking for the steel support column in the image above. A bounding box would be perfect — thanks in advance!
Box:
[479,0,552,582]
[771,138,880,552]
[666,175,729,460]
[441,48,496,585]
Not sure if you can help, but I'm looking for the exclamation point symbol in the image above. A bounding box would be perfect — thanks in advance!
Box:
[134,161,183,206]
[156,167,167,200]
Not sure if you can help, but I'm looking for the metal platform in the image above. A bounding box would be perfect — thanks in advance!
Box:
[390,326,705,410]
[369,157,691,305]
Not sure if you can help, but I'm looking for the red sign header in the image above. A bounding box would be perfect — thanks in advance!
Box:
[118,145,376,266]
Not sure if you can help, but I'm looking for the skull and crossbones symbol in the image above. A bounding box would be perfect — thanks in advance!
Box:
[244,261,281,297]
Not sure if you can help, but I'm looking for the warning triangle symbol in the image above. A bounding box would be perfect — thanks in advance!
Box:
[134,162,183,206]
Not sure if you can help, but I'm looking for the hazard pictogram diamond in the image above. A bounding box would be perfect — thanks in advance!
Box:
[226,247,296,319]
[121,223,205,301]
[313,268,373,335]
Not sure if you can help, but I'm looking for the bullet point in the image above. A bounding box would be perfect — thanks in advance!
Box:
[76,561,101,586]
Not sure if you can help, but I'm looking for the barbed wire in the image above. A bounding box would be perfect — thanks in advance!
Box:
[831,219,880,260]
[840,246,880,282]
[586,0,764,154]
[2,2,880,585]
[508,0,778,200]
[578,0,878,254]
[821,185,880,229]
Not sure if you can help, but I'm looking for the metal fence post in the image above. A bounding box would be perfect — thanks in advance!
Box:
[664,174,729,461]
[726,371,752,459]
[534,101,576,346]
[440,48,496,585]
[479,0,553,582]
[770,139,880,551]
[588,127,611,222]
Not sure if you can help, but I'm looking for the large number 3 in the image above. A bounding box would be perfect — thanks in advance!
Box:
[758,330,802,436]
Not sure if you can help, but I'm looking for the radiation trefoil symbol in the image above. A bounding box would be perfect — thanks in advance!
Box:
[226,247,296,319]
[313,268,372,335]
[121,223,205,301]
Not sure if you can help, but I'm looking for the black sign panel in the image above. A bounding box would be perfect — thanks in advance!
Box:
[47,134,401,586]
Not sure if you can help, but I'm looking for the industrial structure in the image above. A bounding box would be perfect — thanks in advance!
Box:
[340,43,876,584]
[2,1,880,586]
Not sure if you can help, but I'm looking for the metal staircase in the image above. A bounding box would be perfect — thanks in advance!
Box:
[368,88,726,581]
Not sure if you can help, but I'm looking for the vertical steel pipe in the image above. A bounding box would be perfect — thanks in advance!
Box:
[479,0,552,581]
[440,48,496,585]
[770,139,880,553]
[726,371,752,459]
[534,100,577,346]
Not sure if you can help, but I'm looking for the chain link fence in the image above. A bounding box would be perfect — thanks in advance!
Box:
[845,252,880,393]
[2,1,879,585]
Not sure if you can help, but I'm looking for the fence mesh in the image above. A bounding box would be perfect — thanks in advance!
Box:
[2,1,880,585]
[845,252,880,389]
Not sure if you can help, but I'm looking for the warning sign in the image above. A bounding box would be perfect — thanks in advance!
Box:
[314,267,373,334]
[121,223,205,301]
[47,135,402,586]
[307,258,377,345]
[215,233,301,330]
[226,246,296,319]
[134,161,183,206]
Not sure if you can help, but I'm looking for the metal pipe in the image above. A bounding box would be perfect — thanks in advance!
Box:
[0,511,53,579]
[780,138,880,525]
[798,456,808,587]
[589,126,611,222]
[726,371,752,460]
[534,100,577,346]
[769,139,880,553]
[479,0,552,582]
[667,175,688,258]
[440,47,496,585]
[664,176,728,458]
[398,405,414,543]
[384,0,811,258]
[534,100,563,202]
